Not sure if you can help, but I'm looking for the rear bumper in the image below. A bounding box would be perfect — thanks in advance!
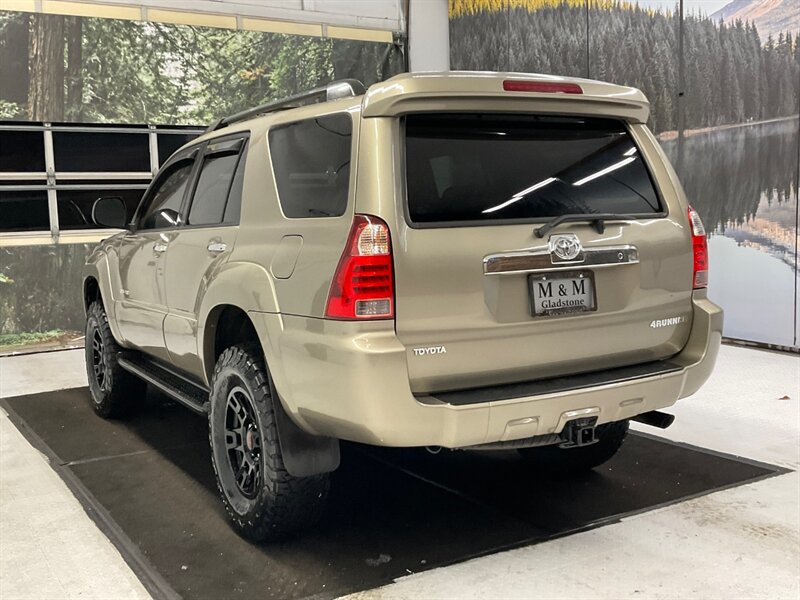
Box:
[250,293,722,448]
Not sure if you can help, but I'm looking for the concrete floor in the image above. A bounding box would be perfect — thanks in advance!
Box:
[0,345,798,599]
[0,349,150,600]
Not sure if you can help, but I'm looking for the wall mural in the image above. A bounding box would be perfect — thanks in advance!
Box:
[0,243,90,351]
[0,11,403,124]
[0,10,404,351]
[449,0,800,348]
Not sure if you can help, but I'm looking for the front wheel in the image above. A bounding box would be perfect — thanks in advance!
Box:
[85,301,145,418]
[518,419,629,473]
[208,344,329,541]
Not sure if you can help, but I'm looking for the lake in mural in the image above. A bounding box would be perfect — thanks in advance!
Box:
[662,117,799,347]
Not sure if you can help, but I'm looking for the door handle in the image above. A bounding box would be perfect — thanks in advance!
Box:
[207,242,227,254]
[152,242,168,253]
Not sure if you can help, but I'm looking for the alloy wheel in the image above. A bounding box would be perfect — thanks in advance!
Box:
[91,328,106,391]
[224,386,262,499]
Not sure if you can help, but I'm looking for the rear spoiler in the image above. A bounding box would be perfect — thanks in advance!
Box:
[362,71,650,124]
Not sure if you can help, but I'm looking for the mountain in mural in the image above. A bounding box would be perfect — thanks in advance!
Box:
[711,0,799,39]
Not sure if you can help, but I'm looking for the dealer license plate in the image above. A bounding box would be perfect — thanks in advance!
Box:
[529,271,596,317]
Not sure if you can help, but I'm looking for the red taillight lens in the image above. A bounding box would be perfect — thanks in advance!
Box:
[325,214,394,319]
[688,206,708,289]
[503,80,583,94]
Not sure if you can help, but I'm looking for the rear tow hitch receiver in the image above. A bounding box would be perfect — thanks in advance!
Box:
[559,417,598,449]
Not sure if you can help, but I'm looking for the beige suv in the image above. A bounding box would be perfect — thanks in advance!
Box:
[83,72,723,540]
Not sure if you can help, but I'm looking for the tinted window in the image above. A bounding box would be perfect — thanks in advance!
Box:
[269,114,352,218]
[138,160,193,230]
[187,144,242,226]
[57,186,145,230]
[405,114,662,225]
[53,131,150,172]
[0,190,50,232]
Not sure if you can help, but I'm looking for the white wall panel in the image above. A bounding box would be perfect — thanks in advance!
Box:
[408,0,448,71]
[74,0,405,31]
[305,0,401,21]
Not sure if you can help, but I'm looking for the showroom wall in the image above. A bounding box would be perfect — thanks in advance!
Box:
[0,0,405,352]
[450,0,800,348]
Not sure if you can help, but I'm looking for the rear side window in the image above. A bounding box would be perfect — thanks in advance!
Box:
[269,114,352,218]
[405,114,662,225]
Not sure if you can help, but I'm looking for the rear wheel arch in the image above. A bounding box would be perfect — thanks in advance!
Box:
[203,304,261,382]
[197,261,280,380]
[203,304,340,478]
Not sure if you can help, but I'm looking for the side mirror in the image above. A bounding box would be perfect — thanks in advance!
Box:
[92,197,128,229]
[154,208,181,228]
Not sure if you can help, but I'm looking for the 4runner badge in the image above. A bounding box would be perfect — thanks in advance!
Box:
[413,346,447,356]
[650,316,687,328]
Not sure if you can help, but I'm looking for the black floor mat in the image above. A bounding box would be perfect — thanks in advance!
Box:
[3,387,782,600]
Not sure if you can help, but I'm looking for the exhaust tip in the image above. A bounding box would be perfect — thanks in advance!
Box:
[632,411,675,430]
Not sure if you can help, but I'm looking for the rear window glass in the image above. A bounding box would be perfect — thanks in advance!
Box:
[405,114,662,225]
[269,114,352,218]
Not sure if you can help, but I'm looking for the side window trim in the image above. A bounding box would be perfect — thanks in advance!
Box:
[182,132,249,229]
[221,145,247,225]
[222,143,248,225]
[205,137,244,158]
[132,147,199,231]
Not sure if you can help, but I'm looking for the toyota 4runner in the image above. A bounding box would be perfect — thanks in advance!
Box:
[83,72,723,540]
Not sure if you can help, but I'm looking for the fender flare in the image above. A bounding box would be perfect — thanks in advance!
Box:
[82,247,126,344]
[196,261,279,383]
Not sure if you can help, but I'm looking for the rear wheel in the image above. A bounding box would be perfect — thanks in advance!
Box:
[209,344,329,541]
[518,419,629,473]
[85,301,145,418]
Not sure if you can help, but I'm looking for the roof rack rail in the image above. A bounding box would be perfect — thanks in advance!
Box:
[206,79,366,133]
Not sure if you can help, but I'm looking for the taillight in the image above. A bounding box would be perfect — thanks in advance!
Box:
[503,80,583,94]
[688,206,708,289]
[325,214,394,319]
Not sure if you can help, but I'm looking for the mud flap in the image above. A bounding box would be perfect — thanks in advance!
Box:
[268,374,340,477]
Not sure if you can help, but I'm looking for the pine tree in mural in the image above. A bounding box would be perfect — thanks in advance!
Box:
[27,14,65,121]
[449,0,800,134]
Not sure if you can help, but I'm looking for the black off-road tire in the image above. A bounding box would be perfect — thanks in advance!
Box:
[518,419,629,473]
[208,344,329,542]
[85,301,146,418]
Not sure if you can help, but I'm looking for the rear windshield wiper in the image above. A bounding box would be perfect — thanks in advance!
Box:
[534,213,638,238]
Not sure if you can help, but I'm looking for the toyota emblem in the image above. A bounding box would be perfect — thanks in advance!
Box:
[549,233,582,261]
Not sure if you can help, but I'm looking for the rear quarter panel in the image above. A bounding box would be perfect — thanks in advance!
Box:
[223,101,361,319]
